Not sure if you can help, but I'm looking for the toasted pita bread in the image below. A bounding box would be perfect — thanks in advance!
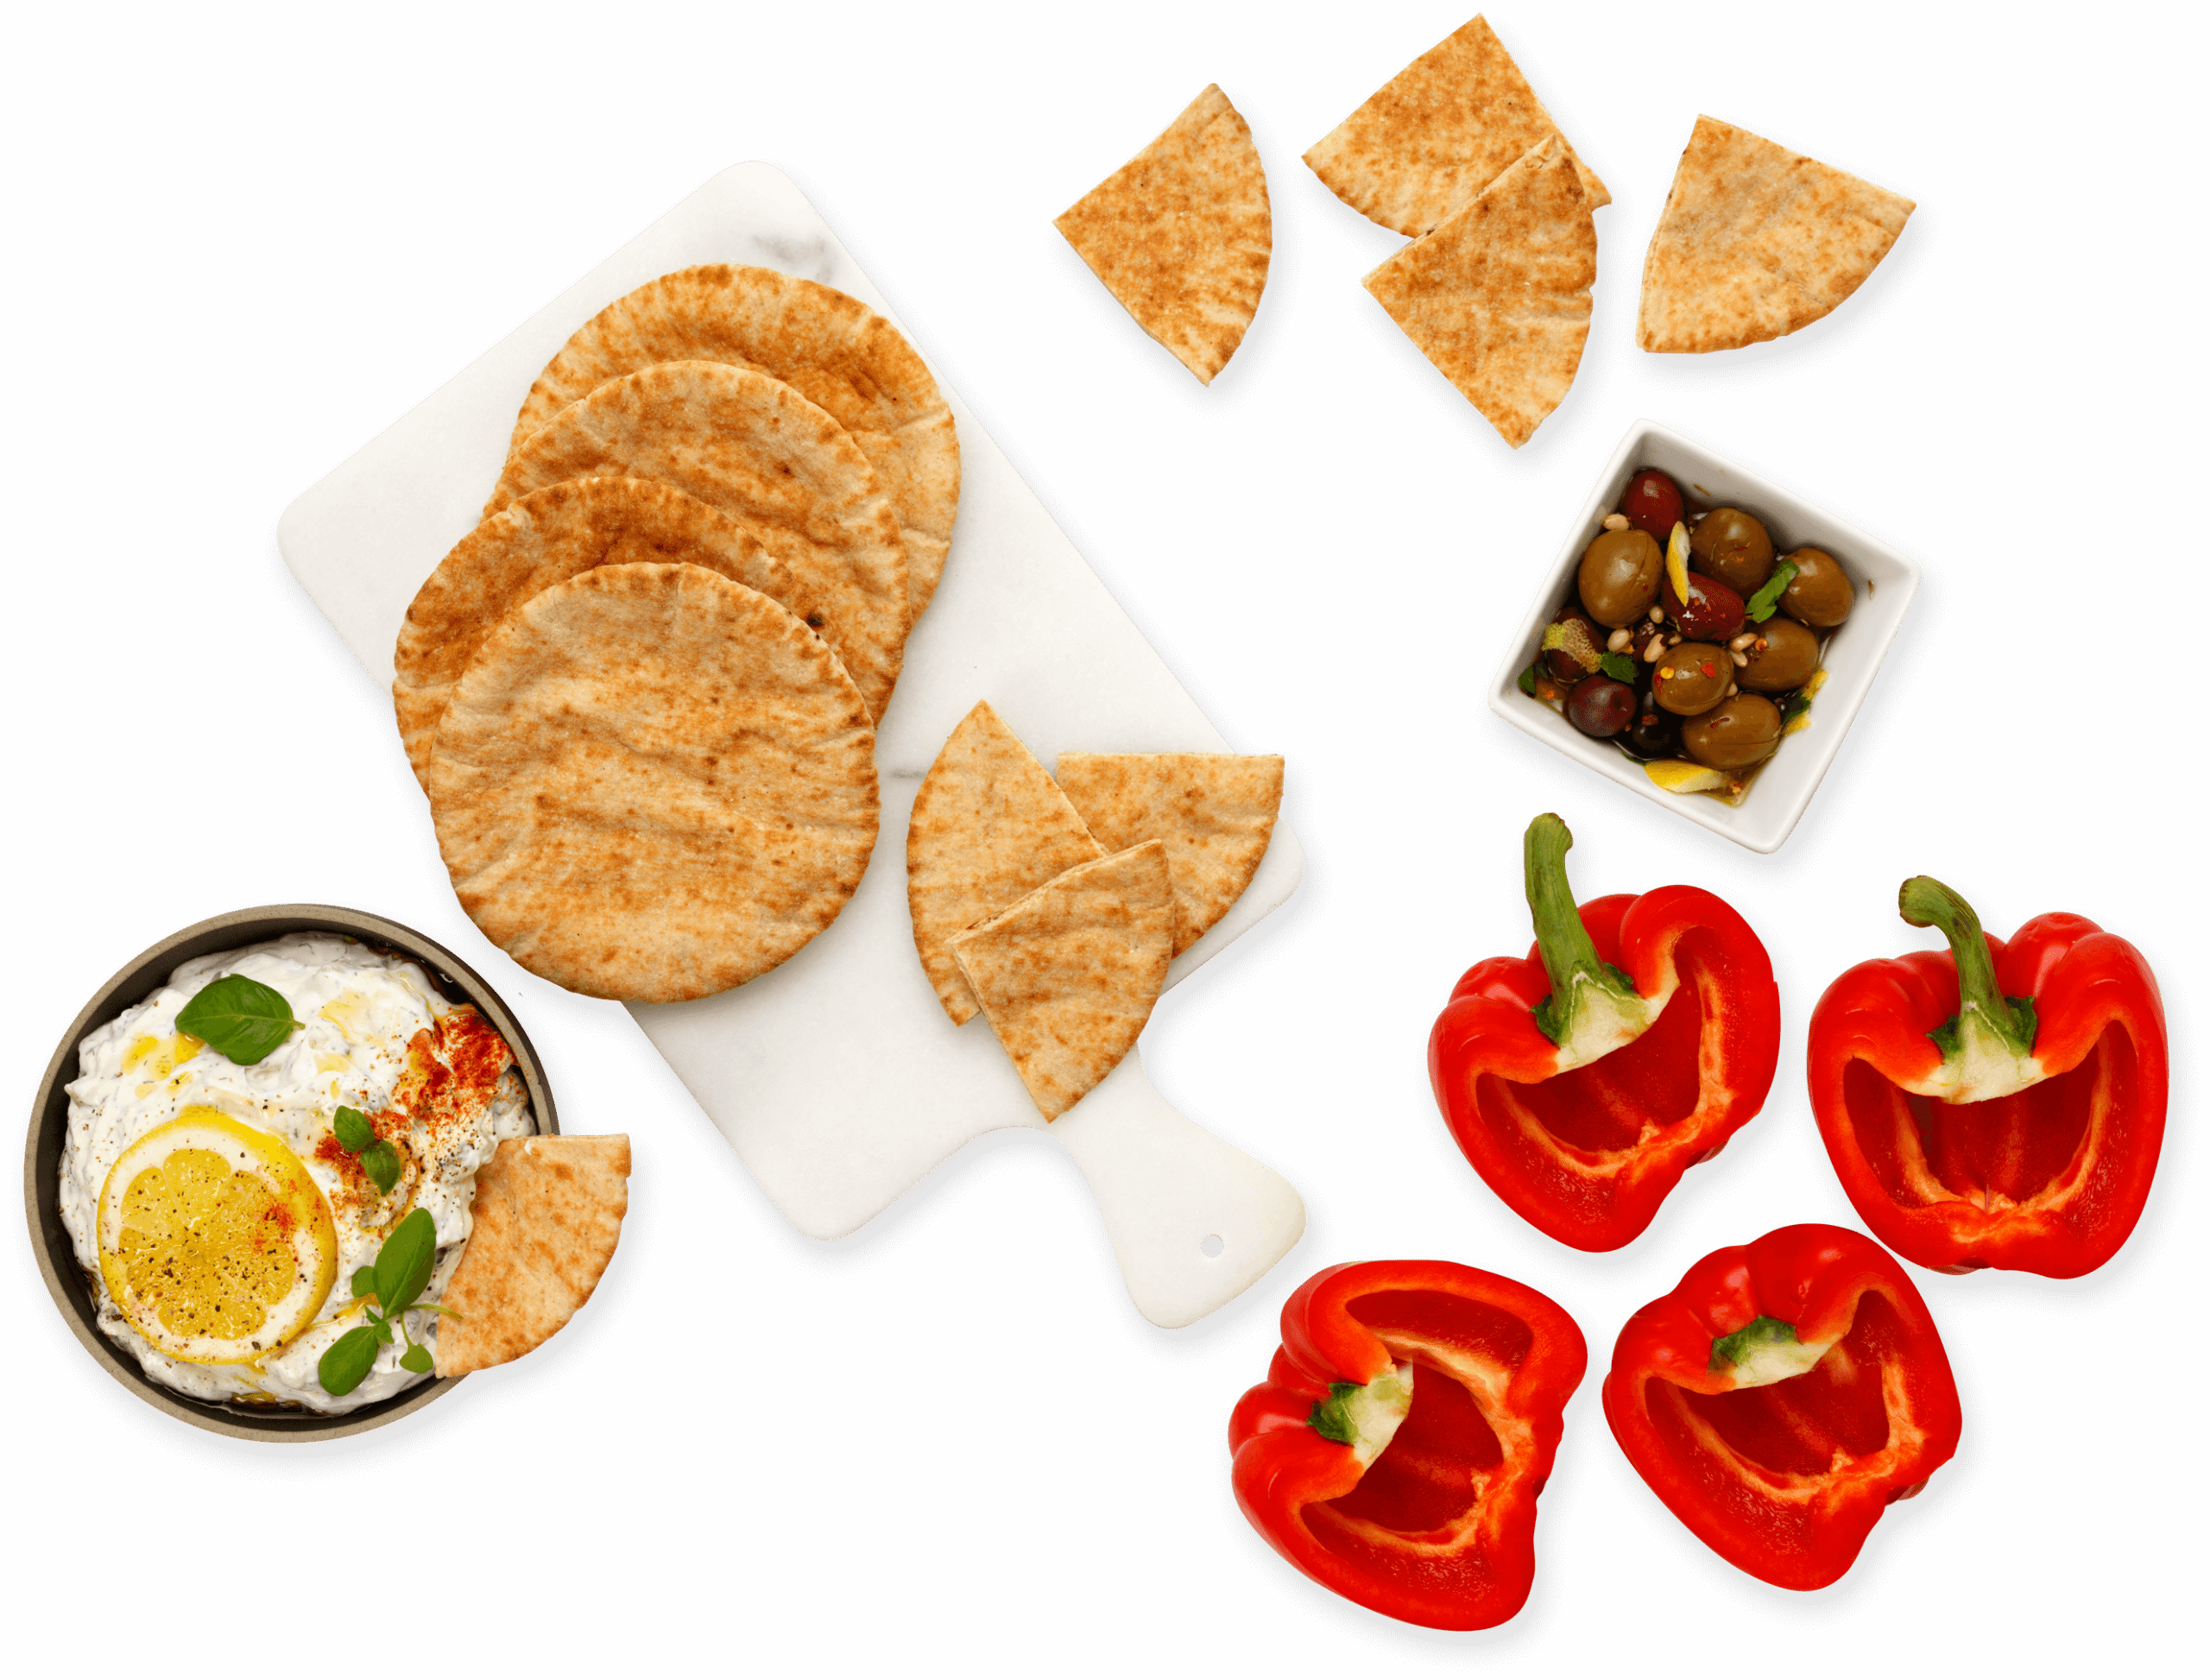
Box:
[1638,116,1915,354]
[1053,752,1282,957]
[907,701,1105,1024]
[429,563,879,1003]
[951,843,1173,1121]
[1305,15,1607,237]
[484,361,908,713]
[505,266,961,622]
[395,477,884,788]
[1054,85,1271,385]
[1361,135,1594,448]
[434,1134,631,1377]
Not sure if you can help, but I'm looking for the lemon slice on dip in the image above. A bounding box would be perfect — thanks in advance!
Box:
[96,1108,338,1364]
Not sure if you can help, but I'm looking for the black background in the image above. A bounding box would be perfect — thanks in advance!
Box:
[26,9,2183,1671]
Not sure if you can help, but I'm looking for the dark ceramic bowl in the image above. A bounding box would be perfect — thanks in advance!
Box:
[26,905,557,1443]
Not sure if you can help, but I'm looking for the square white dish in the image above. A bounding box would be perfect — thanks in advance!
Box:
[1488,420,1921,853]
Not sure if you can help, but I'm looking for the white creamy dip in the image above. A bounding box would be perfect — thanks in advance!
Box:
[60,934,534,1413]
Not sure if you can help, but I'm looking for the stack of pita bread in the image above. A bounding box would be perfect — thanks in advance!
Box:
[1056,85,1272,386]
[395,265,959,1004]
[1309,15,1602,449]
[908,702,1283,1119]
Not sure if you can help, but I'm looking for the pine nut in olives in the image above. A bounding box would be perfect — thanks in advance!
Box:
[1607,628,1632,654]
[1661,569,1746,641]
[1576,528,1664,628]
[1566,677,1638,739]
[1620,468,1684,543]
[1651,643,1732,715]
[1689,508,1775,594]
[1738,616,1822,692]
[1778,547,1855,628]
[1680,694,1784,769]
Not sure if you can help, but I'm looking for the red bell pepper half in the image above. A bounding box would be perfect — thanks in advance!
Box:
[1427,814,1780,1250]
[1809,876,2168,1278]
[1603,1223,1961,1591]
[1228,1260,1586,1630]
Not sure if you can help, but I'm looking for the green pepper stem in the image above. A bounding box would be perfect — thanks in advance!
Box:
[1525,814,1607,1001]
[1898,876,2037,1058]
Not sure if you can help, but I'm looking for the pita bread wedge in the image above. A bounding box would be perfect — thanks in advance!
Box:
[951,843,1174,1121]
[395,477,886,788]
[485,360,908,714]
[1638,116,1915,354]
[429,562,879,1003]
[1362,134,1594,448]
[1054,752,1282,957]
[434,1134,631,1377]
[1054,85,1271,385]
[1305,15,1607,237]
[907,701,1104,1024]
[506,266,961,622]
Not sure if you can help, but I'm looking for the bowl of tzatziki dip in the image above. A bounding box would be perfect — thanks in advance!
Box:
[28,905,557,1441]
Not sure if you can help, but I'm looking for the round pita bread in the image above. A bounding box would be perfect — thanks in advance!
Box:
[395,477,889,788]
[485,360,909,714]
[505,265,960,622]
[428,562,880,1003]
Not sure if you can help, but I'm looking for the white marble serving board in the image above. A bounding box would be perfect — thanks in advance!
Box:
[277,163,1306,1328]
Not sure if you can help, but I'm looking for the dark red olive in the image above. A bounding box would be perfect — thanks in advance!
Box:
[1566,677,1636,739]
[1620,469,1683,544]
[1542,605,1607,681]
[1662,571,1746,642]
[1620,679,1681,758]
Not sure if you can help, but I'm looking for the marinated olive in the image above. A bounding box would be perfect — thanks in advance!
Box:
[1620,468,1683,543]
[1577,528,1663,628]
[1542,605,1607,680]
[1566,677,1637,739]
[1661,569,1746,642]
[1651,642,1732,716]
[1681,694,1783,770]
[1737,616,1821,692]
[1779,547,1854,628]
[1689,508,1775,594]
[1620,678,1680,758]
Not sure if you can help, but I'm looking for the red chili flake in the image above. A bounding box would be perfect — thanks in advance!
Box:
[1701,662,1716,678]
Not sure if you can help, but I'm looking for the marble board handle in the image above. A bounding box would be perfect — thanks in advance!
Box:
[1050,1049,1305,1328]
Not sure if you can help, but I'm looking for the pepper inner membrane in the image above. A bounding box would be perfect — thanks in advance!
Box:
[1317,1291,1532,1535]
[1844,1024,2132,1210]
[1481,927,1717,1153]
[1650,1292,1902,1479]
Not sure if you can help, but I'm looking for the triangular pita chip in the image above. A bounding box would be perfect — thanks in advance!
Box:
[1361,135,1594,448]
[1053,752,1282,957]
[1638,116,1914,354]
[483,360,910,712]
[907,701,1104,1024]
[1054,85,1271,385]
[395,477,886,791]
[503,266,962,623]
[1304,15,1607,236]
[434,1134,631,1377]
[951,843,1173,1121]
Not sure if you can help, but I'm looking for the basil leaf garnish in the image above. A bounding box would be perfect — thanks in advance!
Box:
[358,1140,402,1195]
[332,1107,377,1152]
[375,1208,439,1317]
[1598,652,1638,682]
[317,1324,382,1396]
[399,1344,433,1375]
[1745,559,1798,624]
[174,974,301,1067]
[350,1266,378,1299]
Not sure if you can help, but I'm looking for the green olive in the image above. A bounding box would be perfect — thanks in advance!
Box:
[1689,508,1774,594]
[1651,642,1732,716]
[1577,528,1663,628]
[1737,617,1822,692]
[1780,548,1854,628]
[1681,694,1784,769]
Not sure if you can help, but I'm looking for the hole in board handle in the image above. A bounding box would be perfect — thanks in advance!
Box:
[1200,1235,1224,1259]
